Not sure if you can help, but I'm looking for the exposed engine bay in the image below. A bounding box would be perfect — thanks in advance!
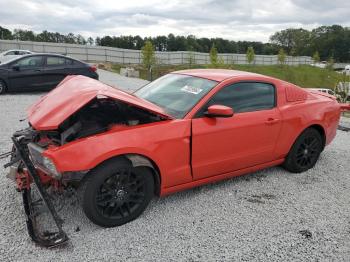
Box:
[36,97,164,146]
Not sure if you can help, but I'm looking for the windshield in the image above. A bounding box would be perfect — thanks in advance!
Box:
[134,74,218,118]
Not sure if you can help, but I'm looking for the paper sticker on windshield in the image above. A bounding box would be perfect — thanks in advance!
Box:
[181,85,203,95]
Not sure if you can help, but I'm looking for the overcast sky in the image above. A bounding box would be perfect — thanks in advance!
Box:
[0,0,349,42]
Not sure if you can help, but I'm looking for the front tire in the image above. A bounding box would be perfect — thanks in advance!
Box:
[283,128,323,173]
[81,159,154,227]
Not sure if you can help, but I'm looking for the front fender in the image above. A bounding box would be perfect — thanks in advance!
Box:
[43,120,192,188]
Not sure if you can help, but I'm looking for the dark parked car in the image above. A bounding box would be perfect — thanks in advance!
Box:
[0,53,98,94]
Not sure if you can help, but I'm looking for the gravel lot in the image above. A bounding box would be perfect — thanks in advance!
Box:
[1,71,350,261]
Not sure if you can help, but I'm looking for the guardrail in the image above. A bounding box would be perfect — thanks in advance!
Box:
[0,39,313,66]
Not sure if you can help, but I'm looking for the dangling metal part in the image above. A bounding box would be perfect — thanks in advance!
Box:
[10,136,68,247]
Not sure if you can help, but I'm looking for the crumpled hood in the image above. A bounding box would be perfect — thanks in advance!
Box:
[28,75,172,130]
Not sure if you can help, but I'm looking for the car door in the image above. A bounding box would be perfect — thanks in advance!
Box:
[39,56,69,90]
[8,56,45,91]
[191,82,282,180]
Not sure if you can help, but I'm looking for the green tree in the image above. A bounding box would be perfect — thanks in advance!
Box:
[0,26,12,39]
[141,41,156,80]
[278,48,286,65]
[326,57,335,71]
[186,51,196,68]
[270,28,311,55]
[87,37,94,45]
[209,44,218,66]
[312,51,320,63]
[13,29,35,41]
[76,34,86,45]
[246,46,255,64]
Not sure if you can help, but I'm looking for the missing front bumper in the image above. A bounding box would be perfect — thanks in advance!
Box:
[9,136,68,247]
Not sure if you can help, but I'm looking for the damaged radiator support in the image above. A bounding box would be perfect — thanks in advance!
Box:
[11,136,68,247]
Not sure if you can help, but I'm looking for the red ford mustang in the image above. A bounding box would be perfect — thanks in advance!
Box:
[5,69,341,246]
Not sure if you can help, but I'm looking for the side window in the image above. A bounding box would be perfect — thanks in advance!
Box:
[16,56,43,68]
[73,60,82,66]
[5,51,16,56]
[46,56,66,66]
[65,58,74,65]
[197,82,275,116]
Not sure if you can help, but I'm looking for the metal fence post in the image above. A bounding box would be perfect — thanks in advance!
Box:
[86,45,89,61]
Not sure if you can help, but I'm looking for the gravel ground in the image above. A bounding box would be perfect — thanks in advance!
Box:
[0,72,350,261]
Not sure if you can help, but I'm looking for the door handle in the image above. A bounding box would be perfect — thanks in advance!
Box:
[265,118,280,125]
[34,69,42,72]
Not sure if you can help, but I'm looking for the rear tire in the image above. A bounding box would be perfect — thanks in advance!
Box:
[81,159,154,227]
[0,80,6,94]
[283,128,323,173]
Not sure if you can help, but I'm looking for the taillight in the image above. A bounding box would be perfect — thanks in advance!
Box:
[89,65,97,72]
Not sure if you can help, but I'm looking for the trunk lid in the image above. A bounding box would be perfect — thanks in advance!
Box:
[306,89,337,100]
[28,75,173,130]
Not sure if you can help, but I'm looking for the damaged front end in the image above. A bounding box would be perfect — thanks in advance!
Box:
[4,128,68,247]
[2,76,171,247]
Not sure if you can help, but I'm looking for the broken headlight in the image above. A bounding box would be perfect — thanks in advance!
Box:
[27,143,61,179]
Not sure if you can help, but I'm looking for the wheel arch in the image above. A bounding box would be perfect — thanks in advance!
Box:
[81,153,162,196]
[307,124,326,149]
[0,77,8,93]
[284,123,327,157]
[124,154,161,196]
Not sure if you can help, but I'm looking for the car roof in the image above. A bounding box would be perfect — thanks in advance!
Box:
[22,53,70,58]
[2,49,31,52]
[173,69,267,82]
[12,53,84,63]
[0,53,86,65]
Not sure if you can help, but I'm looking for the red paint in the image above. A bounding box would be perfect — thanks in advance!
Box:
[340,103,350,111]
[206,105,234,117]
[16,169,54,191]
[27,70,341,196]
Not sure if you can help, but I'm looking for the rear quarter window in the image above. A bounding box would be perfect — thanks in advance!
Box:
[46,56,66,66]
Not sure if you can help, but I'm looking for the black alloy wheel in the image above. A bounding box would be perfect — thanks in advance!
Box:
[95,168,146,220]
[81,159,154,227]
[283,128,323,173]
[295,135,321,168]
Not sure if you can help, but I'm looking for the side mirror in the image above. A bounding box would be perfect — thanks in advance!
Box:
[12,65,20,71]
[205,105,234,118]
